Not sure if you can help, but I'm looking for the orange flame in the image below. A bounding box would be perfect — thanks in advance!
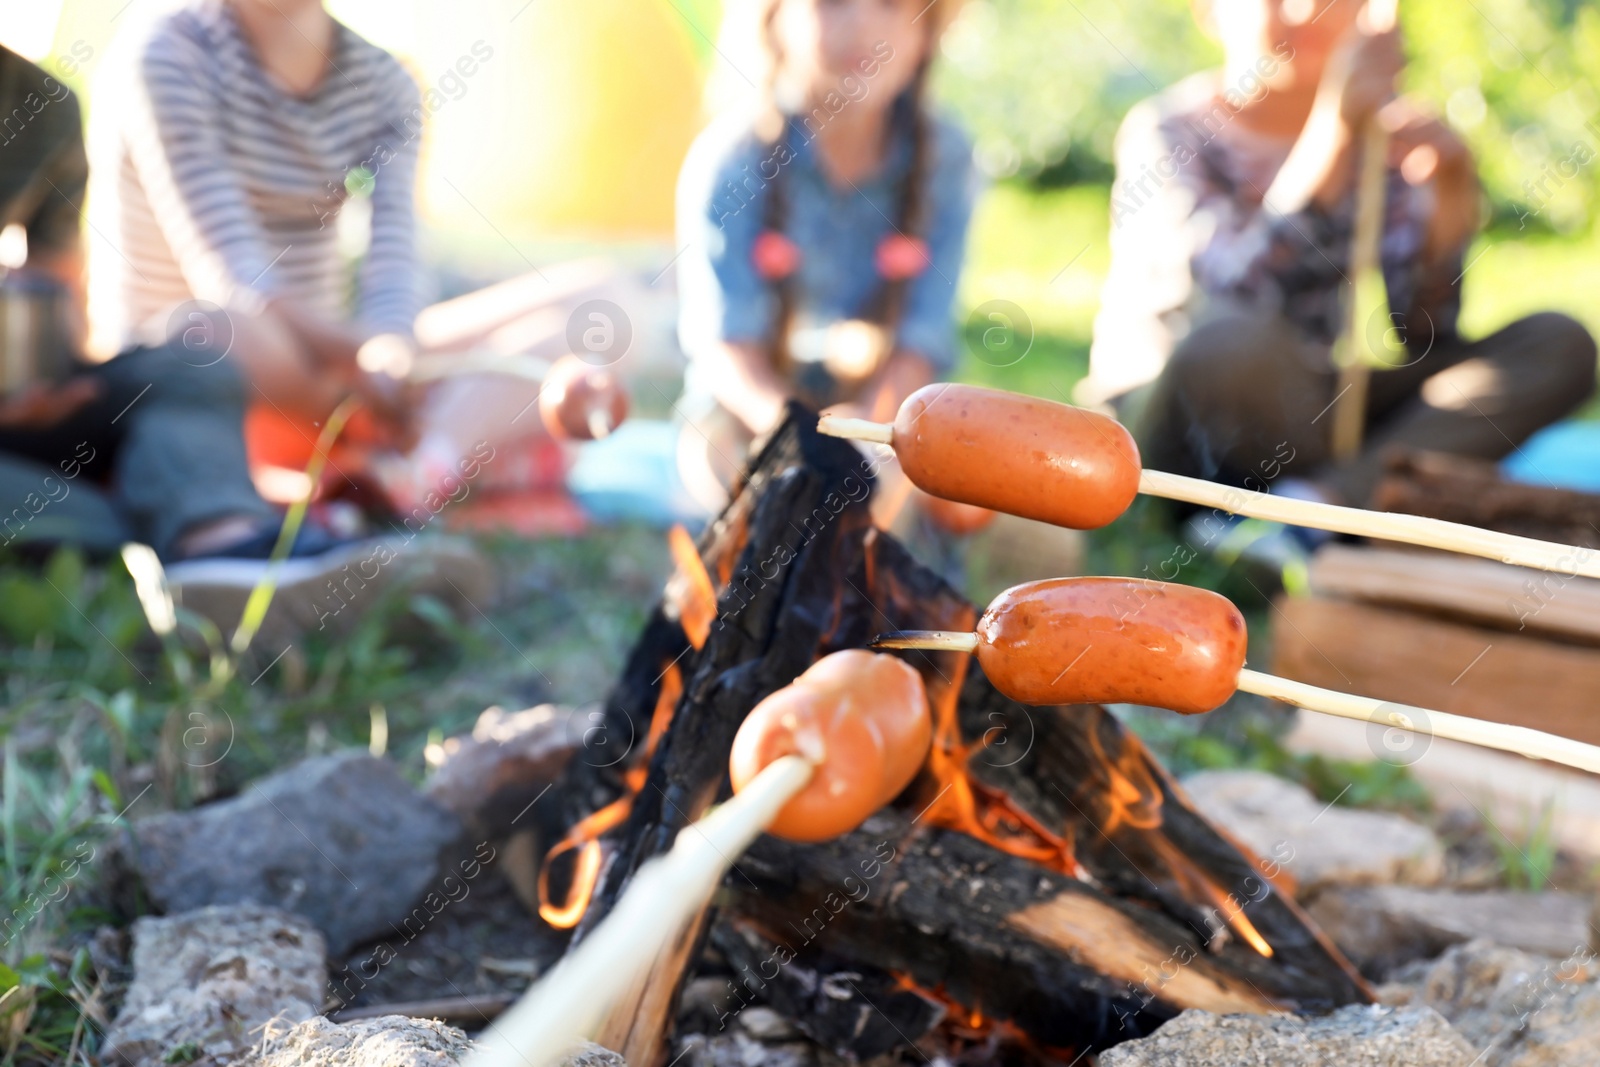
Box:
[536,797,630,928]
[916,681,1082,875]
[1149,833,1275,958]
[538,661,684,929]
[1081,727,1274,959]
[626,657,682,793]
[891,973,1077,1057]
[668,524,717,650]
[916,663,1273,959]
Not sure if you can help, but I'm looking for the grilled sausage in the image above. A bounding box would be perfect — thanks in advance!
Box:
[540,355,629,441]
[729,650,930,842]
[974,577,1247,714]
[891,384,1140,530]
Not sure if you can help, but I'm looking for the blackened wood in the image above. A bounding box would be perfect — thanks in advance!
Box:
[729,810,1284,1052]
[582,405,885,925]
[955,669,1370,1010]
[578,407,972,933]
[709,916,946,1059]
[577,405,920,1064]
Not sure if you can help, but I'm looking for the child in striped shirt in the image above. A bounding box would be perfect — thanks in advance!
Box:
[86,0,580,508]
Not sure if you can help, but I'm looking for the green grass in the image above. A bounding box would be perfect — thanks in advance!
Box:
[951,183,1106,401]
[1481,797,1560,891]
[1134,715,1433,817]
[0,527,668,1064]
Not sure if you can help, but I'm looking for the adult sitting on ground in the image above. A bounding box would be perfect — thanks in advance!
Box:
[1084,0,1595,513]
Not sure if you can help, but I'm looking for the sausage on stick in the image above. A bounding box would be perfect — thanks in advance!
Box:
[819,384,1600,580]
[538,354,630,441]
[873,577,1600,777]
[464,652,932,1067]
[408,351,629,441]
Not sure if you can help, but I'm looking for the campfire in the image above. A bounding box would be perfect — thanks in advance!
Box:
[516,406,1369,1065]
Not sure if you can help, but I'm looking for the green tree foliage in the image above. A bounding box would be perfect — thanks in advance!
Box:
[933,0,1600,231]
[934,0,1218,184]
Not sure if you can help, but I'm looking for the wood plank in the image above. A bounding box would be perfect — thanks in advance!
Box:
[1271,595,1600,750]
[1308,545,1600,645]
[1372,449,1600,548]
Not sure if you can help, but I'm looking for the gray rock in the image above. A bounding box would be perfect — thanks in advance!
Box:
[675,1032,818,1067]
[425,704,581,838]
[1179,769,1443,893]
[738,1006,799,1042]
[101,904,325,1066]
[559,1042,628,1067]
[1098,1004,1474,1066]
[242,1015,470,1066]
[122,751,462,954]
[1310,886,1592,977]
[1380,939,1600,1067]
[240,1014,622,1067]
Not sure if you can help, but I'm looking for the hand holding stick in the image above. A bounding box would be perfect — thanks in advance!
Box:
[1331,0,1402,460]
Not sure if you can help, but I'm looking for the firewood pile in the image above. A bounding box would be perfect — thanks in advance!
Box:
[522,406,1370,1065]
[1275,449,1600,755]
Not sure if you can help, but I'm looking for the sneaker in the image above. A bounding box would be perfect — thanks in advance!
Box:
[164,534,493,649]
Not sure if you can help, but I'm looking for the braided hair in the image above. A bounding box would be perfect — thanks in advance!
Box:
[754,2,936,403]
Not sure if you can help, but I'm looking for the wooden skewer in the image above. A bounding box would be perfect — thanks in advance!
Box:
[587,407,617,441]
[1331,0,1402,461]
[873,630,1600,776]
[1136,469,1600,579]
[1233,668,1600,775]
[409,351,553,383]
[819,415,1600,581]
[461,755,815,1067]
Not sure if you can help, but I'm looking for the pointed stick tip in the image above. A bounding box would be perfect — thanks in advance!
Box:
[817,415,895,445]
[870,630,980,653]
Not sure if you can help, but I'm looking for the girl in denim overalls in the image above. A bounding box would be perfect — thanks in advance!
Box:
[675,0,978,508]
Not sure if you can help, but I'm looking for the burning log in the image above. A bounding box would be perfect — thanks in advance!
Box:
[730,810,1281,1050]
[707,917,949,1059]
[532,405,1369,1064]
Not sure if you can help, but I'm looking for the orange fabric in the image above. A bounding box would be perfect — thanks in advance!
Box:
[244,403,385,471]
[245,402,582,529]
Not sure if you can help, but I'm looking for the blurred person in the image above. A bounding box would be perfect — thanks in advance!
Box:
[0,42,485,642]
[675,0,980,506]
[1085,0,1595,514]
[84,0,609,512]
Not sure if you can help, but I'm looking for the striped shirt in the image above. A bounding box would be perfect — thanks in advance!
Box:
[86,0,421,356]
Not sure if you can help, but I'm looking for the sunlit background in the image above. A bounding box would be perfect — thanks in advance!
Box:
[13,0,1600,399]
[3,8,1600,1052]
